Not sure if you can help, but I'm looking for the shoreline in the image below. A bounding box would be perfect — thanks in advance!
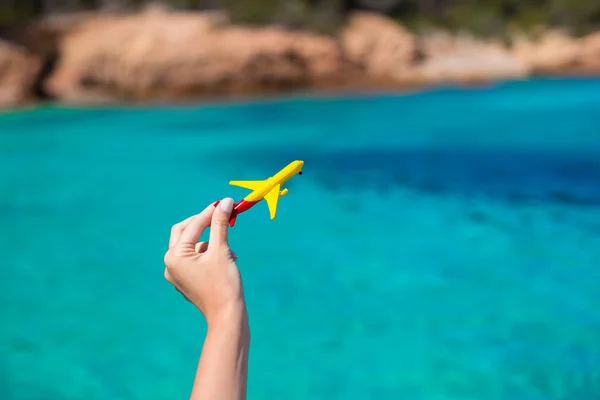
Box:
[2,74,600,113]
[2,9,600,110]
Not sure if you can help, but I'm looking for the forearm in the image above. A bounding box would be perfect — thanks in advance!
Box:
[191,304,250,400]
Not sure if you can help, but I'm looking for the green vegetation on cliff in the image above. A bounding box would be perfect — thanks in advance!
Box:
[1,0,600,37]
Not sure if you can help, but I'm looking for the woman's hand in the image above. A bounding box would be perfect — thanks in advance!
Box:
[164,198,245,326]
[164,198,250,400]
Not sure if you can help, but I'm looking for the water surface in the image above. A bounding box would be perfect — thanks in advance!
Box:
[1,78,600,399]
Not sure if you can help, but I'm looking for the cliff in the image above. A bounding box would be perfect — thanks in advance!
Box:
[0,40,41,107]
[1,8,600,108]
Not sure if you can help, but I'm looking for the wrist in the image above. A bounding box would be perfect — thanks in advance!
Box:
[206,301,249,332]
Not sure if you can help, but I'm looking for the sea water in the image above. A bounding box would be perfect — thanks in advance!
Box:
[1,78,600,399]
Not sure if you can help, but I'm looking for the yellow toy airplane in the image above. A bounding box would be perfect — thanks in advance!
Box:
[213,160,304,226]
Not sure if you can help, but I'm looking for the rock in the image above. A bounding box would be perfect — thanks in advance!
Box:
[340,14,527,85]
[9,9,600,107]
[512,29,600,74]
[0,40,41,107]
[45,9,346,103]
[576,31,600,71]
[413,31,530,83]
[340,12,417,81]
[512,30,582,73]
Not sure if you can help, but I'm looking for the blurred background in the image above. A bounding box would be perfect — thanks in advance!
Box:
[1,1,600,399]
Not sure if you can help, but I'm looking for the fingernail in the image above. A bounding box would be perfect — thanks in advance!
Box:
[219,197,234,213]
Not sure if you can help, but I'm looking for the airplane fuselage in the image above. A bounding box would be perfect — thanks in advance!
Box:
[244,160,303,202]
[214,160,304,226]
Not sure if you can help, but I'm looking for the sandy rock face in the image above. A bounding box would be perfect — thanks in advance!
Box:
[340,12,417,80]
[45,9,346,102]
[573,31,600,71]
[0,40,41,107]
[8,8,600,107]
[512,29,600,73]
[414,32,530,83]
[512,30,582,72]
[340,13,528,85]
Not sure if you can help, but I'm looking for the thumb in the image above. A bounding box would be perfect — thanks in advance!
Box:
[209,197,234,248]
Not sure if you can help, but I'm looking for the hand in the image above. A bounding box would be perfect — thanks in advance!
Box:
[164,198,245,326]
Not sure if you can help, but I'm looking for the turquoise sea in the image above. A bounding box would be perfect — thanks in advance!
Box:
[1,78,600,399]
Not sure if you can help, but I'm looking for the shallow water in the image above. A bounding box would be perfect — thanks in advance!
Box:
[1,78,600,399]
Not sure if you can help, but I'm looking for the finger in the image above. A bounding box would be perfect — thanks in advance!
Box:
[196,241,237,260]
[195,241,209,253]
[169,215,196,249]
[164,268,174,284]
[209,197,234,248]
[177,204,216,246]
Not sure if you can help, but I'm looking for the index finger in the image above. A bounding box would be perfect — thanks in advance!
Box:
[169,215,196,249]
[176,204,216,247]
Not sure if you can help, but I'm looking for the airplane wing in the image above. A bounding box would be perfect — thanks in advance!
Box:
[264,184,281,220]
[229,180,264,191]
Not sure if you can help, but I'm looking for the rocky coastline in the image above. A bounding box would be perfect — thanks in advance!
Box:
[1,7,600,109]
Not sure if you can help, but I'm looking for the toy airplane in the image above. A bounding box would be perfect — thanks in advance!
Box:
[214,160,304,227]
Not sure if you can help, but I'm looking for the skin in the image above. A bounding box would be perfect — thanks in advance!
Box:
[164,198,250,400]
